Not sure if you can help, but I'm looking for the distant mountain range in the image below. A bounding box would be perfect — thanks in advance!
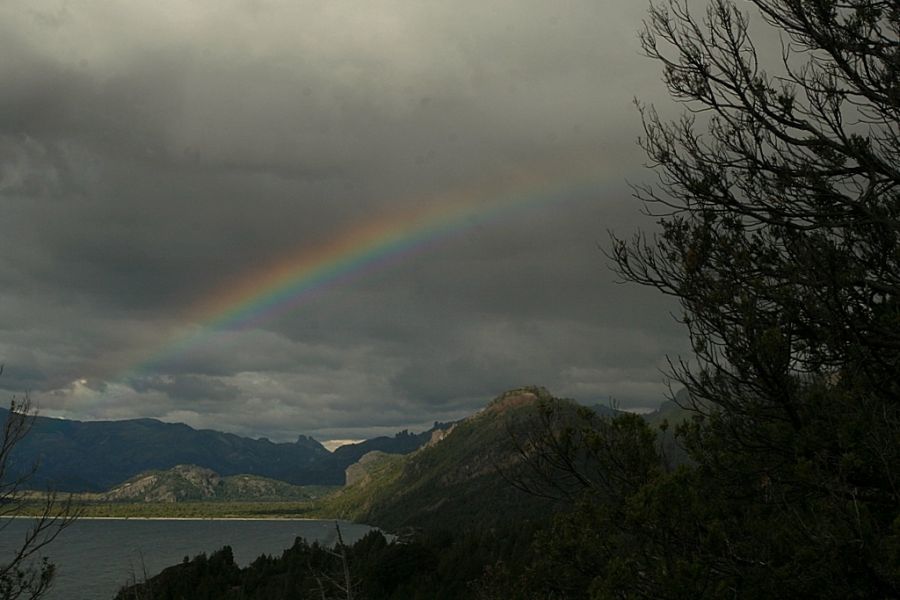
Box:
[1,406,450,492]
[3,390,678,498]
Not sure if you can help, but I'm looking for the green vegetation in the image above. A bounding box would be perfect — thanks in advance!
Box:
[12,499,328,519]
[315,452,405,522]
[116,525,542,600]
[316,387,566,531]
[603,0,900,596]
[12,465,339,520]
[103,464,328,503]
[104,393,698,599]
[59,501,320,520]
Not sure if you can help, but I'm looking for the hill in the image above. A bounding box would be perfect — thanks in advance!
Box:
[101,464,317,502]
[319,387,694,531]
[319,387,577,531]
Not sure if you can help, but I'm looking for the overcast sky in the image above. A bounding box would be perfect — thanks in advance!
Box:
[0,0,693,442]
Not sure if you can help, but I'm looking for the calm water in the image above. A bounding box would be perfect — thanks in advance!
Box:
[0,518,375,600]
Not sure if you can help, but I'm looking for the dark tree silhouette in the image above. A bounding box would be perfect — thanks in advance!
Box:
[605,0,900,596]
[0,384,79,600]
[616,0,900,410]
[481,3,900,597]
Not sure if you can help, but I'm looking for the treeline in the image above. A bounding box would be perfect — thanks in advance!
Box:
[115,524,541,600]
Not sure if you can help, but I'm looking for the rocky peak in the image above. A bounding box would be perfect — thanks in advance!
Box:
[481,386,550,416]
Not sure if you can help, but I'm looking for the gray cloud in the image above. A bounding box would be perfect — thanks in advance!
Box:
[0,0,693,440]
[129,374,242,403]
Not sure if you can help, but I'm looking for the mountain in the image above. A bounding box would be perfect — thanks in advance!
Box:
[1,408,334,491]
[1,407,449,493]
[2,390,673,495]
[329,423,453,467]
[114,388,682,600]
[102,464,315,502]
[319,387,573,531]
[319,387,692,531]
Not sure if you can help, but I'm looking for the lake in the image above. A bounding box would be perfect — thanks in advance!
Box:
[0,518,376,600]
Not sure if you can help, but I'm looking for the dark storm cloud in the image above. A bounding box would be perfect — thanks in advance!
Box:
[0,0,693,440]
[389,317,682,409]
[129,374,241,403]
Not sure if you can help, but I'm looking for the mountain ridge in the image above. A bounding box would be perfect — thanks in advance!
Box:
[2,390,666,495]
[319,386,572,530]
[0,408,444,492]
[321,386,690,531]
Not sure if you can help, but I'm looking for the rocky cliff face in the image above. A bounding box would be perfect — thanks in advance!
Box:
[425,423,456,447]
[344,451,392,487]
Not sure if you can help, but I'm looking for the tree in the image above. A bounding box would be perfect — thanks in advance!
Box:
[0,385,79,600]
[606,0,900,596]
[490,3,899,597]
[310,522,359,600]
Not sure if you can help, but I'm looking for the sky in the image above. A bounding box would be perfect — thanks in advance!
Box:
[0,0,693,442]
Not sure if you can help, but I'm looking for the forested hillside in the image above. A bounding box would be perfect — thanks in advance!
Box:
[320,387,572,530]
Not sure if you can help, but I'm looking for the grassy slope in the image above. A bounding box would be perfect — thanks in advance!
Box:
[316,387,567,531]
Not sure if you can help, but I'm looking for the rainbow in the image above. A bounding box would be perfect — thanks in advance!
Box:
[126,161,612,376]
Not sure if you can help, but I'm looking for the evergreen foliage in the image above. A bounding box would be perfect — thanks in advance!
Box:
[583,0,900,596]
[115,525,541,600]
